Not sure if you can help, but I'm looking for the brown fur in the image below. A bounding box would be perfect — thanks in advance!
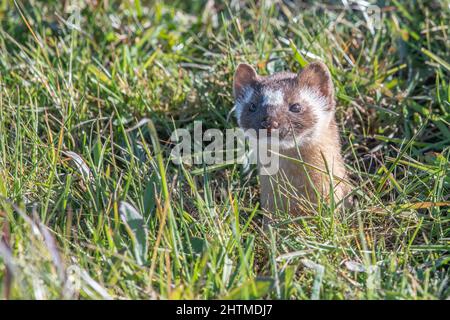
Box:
[260,118,349,214]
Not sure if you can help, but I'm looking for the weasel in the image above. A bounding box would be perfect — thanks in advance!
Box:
[233,61,351,215]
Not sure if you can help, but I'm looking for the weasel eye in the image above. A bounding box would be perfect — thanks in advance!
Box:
[289,103,303,113]
[249,103,257,112]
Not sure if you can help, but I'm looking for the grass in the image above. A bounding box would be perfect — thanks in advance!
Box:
[0,0,449,300]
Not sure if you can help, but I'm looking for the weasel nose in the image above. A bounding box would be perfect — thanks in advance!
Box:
[261,118,279,129]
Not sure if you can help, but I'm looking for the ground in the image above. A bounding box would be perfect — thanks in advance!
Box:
[0,0,449,299]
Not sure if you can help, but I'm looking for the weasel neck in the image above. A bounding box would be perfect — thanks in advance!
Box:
[281,119,342,168]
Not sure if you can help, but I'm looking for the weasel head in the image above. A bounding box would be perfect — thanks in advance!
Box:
[233,61,336,149]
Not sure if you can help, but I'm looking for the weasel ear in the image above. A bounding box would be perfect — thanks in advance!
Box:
[296,61,335,109]
[233,63,257,99]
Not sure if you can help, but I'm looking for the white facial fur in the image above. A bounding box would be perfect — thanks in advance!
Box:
[262,89,284,106]
[234,86,254,126]
[298,87,333,141]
